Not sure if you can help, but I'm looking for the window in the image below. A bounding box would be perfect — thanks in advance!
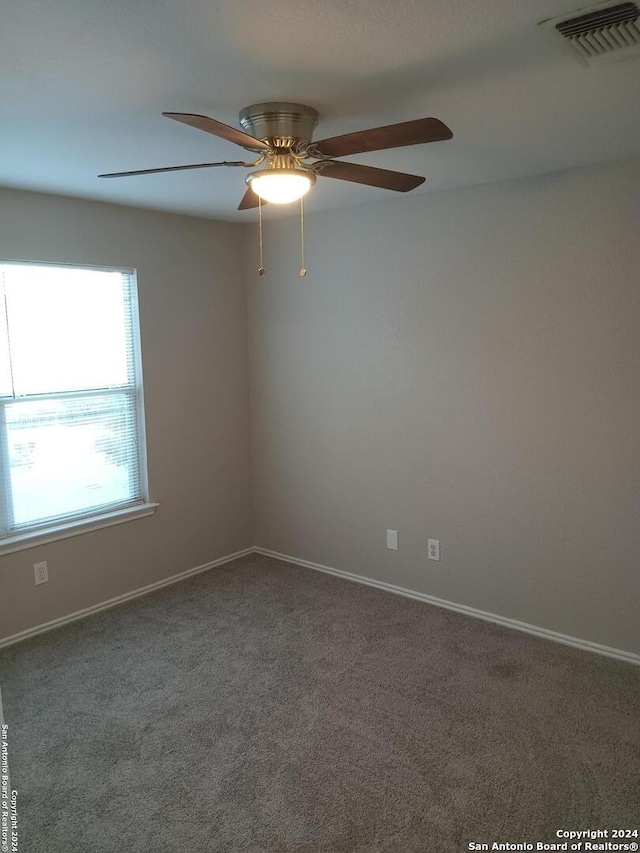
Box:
[0,261,152,549]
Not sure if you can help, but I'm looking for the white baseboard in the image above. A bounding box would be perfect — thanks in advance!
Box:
[254,547,640,667]
[3,545,638,667]
[0,547,254,650]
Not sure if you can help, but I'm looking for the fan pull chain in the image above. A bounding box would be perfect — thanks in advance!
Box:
[299,196,307,277]
[257,196,265,276]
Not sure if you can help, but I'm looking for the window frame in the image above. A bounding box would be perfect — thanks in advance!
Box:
[0,259,157,555]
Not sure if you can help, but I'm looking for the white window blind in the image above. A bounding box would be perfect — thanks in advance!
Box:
[0,262,148,539]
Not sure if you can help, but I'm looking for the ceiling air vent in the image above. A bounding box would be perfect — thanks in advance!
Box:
[540,1,640,65]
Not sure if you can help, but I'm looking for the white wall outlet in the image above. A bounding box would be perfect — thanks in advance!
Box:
[386,529,398,551]
[428,539,440,561]
[34,561,49,585]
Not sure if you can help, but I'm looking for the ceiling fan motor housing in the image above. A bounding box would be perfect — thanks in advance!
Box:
[239,102,319,147]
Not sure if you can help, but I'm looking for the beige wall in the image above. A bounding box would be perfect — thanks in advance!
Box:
[0,189,252,639]
[2,158,639,656]
[246,158,640,656]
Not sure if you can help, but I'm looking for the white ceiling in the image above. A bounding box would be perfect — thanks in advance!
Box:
[2,0,640,222]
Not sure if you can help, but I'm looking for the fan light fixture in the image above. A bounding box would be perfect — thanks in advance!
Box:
[246,168,316,205]
[98,103,453,274]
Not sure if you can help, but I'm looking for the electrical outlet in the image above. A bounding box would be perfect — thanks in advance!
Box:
[34,561,49,585]
[386,529,398,551]
[428,539,440,561]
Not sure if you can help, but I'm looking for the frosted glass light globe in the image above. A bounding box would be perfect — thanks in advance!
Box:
[247,169,315,205]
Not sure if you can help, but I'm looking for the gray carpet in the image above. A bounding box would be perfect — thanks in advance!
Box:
[0,554,638,852]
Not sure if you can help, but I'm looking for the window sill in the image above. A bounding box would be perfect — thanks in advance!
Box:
[0,502,159,557]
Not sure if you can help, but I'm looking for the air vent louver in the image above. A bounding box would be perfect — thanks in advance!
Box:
[541,1,640,64]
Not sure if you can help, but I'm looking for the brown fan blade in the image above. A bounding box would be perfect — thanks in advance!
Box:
[98,161,249,178]
[314,117,452,159]
[238,187,266,210]
[163,112,270,152]
[318,161,425,192]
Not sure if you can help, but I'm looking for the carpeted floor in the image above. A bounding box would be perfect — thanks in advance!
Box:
[0,553,638,852]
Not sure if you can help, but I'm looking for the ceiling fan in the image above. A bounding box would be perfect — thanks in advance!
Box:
[99,103,453,210]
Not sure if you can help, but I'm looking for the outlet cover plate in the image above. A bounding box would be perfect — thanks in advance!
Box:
[428,539,440,561]
[34,561,49,585]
